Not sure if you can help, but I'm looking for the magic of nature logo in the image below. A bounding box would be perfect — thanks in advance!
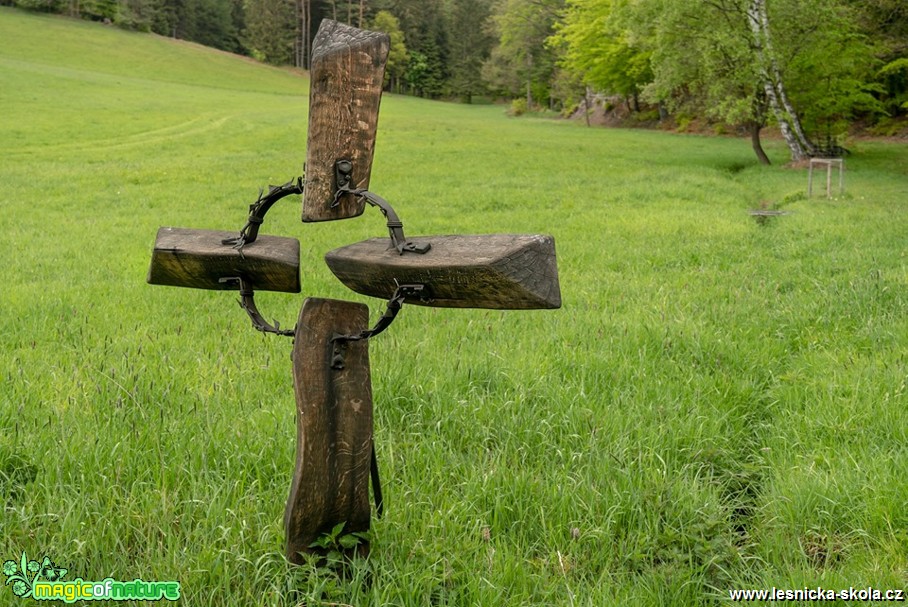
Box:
[2,552,180,602]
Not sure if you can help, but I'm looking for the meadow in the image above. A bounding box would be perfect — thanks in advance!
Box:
[2,7,908,605]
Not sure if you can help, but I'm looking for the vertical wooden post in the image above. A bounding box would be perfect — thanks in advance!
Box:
[808,162,814,196]
[839,160,845,194]
[285,298,374,564]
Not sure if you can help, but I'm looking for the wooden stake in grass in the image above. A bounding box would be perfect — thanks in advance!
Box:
[285,298,373,563]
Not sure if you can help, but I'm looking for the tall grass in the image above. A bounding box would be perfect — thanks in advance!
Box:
[2,7,907,605]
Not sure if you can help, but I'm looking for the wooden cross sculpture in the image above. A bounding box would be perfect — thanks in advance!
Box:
[147,20,561,565]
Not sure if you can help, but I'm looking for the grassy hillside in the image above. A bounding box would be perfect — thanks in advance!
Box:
[2,7,907,605]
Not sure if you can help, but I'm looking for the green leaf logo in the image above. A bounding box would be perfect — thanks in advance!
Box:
[3,552,67,599]
[1,552,34,599]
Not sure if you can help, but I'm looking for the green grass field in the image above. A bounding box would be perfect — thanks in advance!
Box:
[2,7,908,605]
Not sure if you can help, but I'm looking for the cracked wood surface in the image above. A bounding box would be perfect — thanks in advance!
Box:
[285,298,373,563]
[325,234,562,309]
[147,227,301,292]
[302,20,390,223]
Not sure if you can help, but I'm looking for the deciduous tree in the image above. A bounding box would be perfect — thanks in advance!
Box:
[553,0,883,163]
[371,9,408,92]
[483,0,564,108]
[551,0,652,112]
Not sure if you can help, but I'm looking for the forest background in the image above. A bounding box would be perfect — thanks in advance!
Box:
[3,0,906,163]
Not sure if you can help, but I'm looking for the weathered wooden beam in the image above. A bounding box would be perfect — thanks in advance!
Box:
[285,298,374,564]
[302,20,390,223]
[325,234,561,309]
[147,227,300,293]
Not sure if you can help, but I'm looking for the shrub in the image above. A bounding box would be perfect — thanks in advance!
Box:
[509,98,528,117]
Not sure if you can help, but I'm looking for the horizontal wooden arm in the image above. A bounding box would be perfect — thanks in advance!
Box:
[325,234,561,310]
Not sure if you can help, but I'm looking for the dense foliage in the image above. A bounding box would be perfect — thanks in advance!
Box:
[551,0,905,161]
[5,0,905,160]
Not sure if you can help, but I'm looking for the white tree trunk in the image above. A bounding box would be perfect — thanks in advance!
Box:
[754,0,815,155]
[526,53,533,108]
[747,0,814,161]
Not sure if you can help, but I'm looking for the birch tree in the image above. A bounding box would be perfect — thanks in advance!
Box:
[553,0,880,163]
[745,0,814,160]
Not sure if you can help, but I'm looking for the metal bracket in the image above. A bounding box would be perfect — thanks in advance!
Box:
[219,277,295,337]
[334,159,354,192]
[330,283,430,361]
[331,160,431,255]
[222,177,304,250]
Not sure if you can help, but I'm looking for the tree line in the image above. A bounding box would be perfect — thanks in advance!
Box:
[549,0,907,162]
[6,0,905,163]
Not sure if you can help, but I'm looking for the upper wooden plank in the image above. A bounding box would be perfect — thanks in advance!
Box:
[325,234,561,309]
[302,20,390,223]
[147,227,301,293]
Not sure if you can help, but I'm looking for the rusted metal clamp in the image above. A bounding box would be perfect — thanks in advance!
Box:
[331,160,431,255]
[222,177,304,250]
[330,283,430,354]
[219,277,295,337]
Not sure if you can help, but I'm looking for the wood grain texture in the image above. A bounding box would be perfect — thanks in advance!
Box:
[302,20,390,223]
[147,227,300,292]
[325,234,561,309]
[285,298,373,564]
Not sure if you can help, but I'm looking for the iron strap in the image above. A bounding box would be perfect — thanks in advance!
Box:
[331,283,428,346]
[219,277,295,337]
[331,159,431,255]
[371,443,383,518]
[222,177,304,250]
